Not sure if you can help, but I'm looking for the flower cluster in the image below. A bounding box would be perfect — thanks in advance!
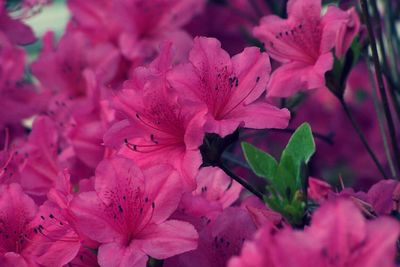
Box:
[1,0,400,266]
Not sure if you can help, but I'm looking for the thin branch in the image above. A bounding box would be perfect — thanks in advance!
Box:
[360,0,400,175]
[340,100,387,178]
[218,162,264,200]
[369,0,400,121]
[366,55,397,178]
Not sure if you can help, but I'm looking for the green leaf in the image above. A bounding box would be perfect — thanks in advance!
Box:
[241,124,316,227]
[274,155,298,199]
[241,142,278,180]
[281,123,315,166]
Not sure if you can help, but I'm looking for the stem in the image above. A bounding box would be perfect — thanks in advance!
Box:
[222,152,251,170]
[218,162,264,200]
[360,0,400,175]
[249,0,264,18]
[366,55,397,178]
[386,0,400,71]
[370,0,400,121]
[384,0,400,86]
[226,4,258,24]
[340,100,387,178]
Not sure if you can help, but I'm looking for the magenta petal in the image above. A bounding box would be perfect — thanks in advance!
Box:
[322,6,361,58]
[19,116,60,196]
[225,102,290,130]
[32,201,80,267]
[286,0,321,20]
[228,47,271,107]
[0,252,29,267]
[142,165,182,224]
[194,167,242,208]
[189,37,232,79]
[356,218,400,267]
[70,192,119,243]
[136,220,198,259]
[0,15,36,45]
[180,149,203,190]
[267,52,333,97]
[95,156,145,205]
[267,62,314,97]
[367,179,398,215]
[98,242,148,267]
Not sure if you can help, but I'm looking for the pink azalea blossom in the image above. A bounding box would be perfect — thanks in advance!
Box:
[16,116,61,196]
[165,207,258,267]
[0,33,43,128]
[0,183,37,266]
[29,200,81,267]
[308,176,332,202]
[193,167,242,208]
[62,70,110,172]
[253,0,359,97]
[0,0,36,45]
[104,45,207,190]
[67,0,205,66]
[366,179,399,215]
[32,30,120,99]
[71,156,198,267]
[168,37,290,137]
[240,196,285,229]
[229,199,400,267]
[32,170,100,267]
[323,6,361,58]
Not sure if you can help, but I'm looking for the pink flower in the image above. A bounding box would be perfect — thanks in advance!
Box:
[323,6,361,58]
[165,207,258,267]
[0,0,36,45]
[67,0,205,66]
[0,33,43,128]
[0,183,37,266]
[240,196,285,229]
[30,170,98,267]
[229,199,400,267]
[71,156,198,267]
[168,37,289,137]
[104,45,207,190]
[253,0,358,97]
[366,179,399,215]
[29,200,81,267]
[16,116,61,196]
[308,176,332,202]
[62,70,110,171]
[193,167,242,209]
[32,30,120,99]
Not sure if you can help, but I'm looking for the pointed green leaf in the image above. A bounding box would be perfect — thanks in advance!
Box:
[281,123,316,165]
[241,142,278,180]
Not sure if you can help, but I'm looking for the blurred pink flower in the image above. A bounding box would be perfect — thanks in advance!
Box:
[0,0,36,45]
[32,31,120,99]
[165,207,258,267]
[229,199,400,267]
[67,0,205,66]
